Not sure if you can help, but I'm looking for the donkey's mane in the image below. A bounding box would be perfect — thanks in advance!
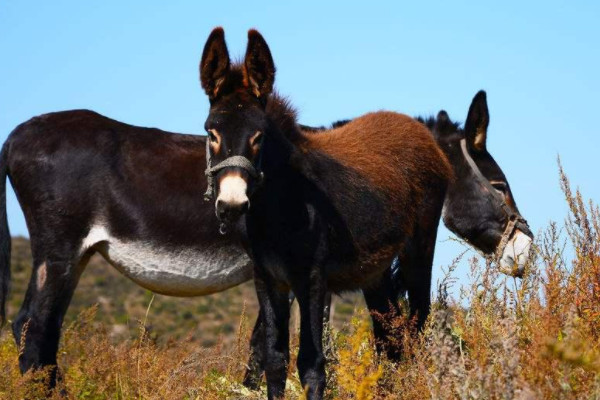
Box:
[415,115,461,132]
[265,93,304,143]
[415,116,438,131]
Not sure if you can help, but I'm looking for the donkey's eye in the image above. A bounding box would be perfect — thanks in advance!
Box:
[250,131,264,146]
[491,182,507,193]
[207,131,218,143]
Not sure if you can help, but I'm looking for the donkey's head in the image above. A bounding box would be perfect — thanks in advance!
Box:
[434,91,533,276]
[200,28,275,226]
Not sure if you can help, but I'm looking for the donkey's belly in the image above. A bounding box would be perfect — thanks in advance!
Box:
[327,245,398,291]
[81,226,253,296]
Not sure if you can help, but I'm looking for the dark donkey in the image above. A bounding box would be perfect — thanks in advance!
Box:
[199,28,455,399]
[0,112,256,388]
[423,94,533,277]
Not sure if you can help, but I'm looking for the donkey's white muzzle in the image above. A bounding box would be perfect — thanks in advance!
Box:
[499,230,533,277]
[215,175,250,222]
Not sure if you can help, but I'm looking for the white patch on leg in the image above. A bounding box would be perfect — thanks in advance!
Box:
[500,230,533,276]
[36,262,47,290]
[217,175,249,207]
[79,224,252,296]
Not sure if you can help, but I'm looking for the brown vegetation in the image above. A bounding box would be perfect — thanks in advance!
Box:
[1,165,599,399]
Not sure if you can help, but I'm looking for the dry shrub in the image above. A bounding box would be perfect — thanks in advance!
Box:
[1,163,600,399]
[330,311,383,400]
[1,301,265,400]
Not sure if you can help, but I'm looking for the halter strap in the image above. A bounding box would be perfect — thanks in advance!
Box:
[459,139,530,269]
[203,138,265,201]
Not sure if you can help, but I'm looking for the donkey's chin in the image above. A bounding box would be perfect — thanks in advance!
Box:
[499,230,533,278]
[215,198,249,226]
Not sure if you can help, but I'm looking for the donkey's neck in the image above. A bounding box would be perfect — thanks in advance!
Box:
[259,94,308,173]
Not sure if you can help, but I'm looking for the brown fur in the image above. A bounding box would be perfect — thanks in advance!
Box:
[300,111,452,203]
[262,96,452,208]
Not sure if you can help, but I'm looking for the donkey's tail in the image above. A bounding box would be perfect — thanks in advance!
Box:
[0,140,11,327]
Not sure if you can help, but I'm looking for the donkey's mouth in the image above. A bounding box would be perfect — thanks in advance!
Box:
[215,199,249,226]
[215,205,246,236]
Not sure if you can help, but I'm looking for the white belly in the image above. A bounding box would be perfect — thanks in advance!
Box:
[80,226,253,296]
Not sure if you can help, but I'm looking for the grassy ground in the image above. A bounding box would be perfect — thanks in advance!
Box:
[1,165,599,399]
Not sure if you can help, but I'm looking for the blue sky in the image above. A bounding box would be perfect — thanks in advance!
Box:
[1,1,598,290]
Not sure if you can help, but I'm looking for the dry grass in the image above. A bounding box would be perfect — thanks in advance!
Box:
[1,164,600,399]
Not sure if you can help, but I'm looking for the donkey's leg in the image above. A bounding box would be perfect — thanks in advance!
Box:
[400,200,444,331]
[322,291,333,324]
[243,307,266,389]
[363,267,403,361]
[294,270,327,400]
[254,270,291,400]
[244,291,333,390]
[242,291,290,389]
[12,246,89,389]
[401,245,434,331]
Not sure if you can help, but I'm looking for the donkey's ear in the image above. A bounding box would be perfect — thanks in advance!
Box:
[435,110,451,132]
[464,90,489,152]
[243,29,276,99]
[200,27,230,99]
[433,110,456,138]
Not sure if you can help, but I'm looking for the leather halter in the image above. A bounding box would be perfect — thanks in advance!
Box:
[459,139,531,262]
[203,136,265,202]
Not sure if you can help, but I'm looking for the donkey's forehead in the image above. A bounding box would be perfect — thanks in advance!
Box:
[210,91,263,112]
[207,103,264,122]
[206,97,266,132]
